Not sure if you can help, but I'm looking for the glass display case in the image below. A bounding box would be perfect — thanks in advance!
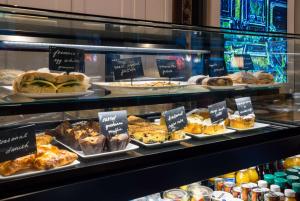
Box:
[0,4,300,201]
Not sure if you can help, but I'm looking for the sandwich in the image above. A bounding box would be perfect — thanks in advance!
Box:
[228,72,257,84]
[253,71,274,84]
[13,71,90,93]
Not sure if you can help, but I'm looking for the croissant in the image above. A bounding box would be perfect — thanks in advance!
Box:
[0,154,35,176]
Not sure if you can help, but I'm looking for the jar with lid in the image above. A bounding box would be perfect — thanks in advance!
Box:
[274,192,285,201]
[292,183,300,201]
[271,185,281,193]
[275,172,288,179]
[274,178,287,192]
[264,192,280,201]
[236,169,250,186]
[248,167,259,183]
[265,174,275,187]
[284,189,296,201]
[286,168,298,176]
[258,180,268,188]
[163,189,189,201]
[286,175,299,189]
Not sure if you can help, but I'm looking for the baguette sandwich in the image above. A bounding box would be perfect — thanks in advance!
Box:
[13,71,90,93]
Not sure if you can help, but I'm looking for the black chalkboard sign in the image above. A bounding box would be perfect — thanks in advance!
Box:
[112,57,144,80]
[156,59,179,78]
[235,97,254,116]
[49,46,85,73]
[234,54,254,71]
[162,106,187,133]
[98,110,128,136]
[208,57,227,77]
[0,125,36,163]
[208,101,228,123]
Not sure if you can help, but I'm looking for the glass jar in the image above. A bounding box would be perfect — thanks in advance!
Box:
[163,189,189,201]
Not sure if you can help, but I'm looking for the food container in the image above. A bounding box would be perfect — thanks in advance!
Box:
[264,192,280,201]
[188,185,213,201]
[224,181,235,193]
[251,188,263,201]
[163,189,189,201]
[232,186,242,198]
[241,183,252,201]
[214,178,224,191]
[211,191,233,201]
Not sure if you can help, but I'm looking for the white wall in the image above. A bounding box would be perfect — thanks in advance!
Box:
[0,0,173,22]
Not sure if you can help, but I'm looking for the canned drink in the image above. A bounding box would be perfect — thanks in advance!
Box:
[251,188,263,201]
[214,178,224,191]
[241,183,252,201]
[233,186,242,198]
[224,181,235,193]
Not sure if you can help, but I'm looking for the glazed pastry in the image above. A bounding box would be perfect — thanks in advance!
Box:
[184,114,204,134]
[202,119,226,135]
[170,130,186,140]
[228,72,257,84]
[229,112,255,129]
[0,154,35,176]
[253,71,274,84]
[36,134,53,146]
[202,77,233,86]
[107,133,129,151]
[79,135,106,155]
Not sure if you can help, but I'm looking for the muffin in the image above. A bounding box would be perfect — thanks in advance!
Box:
[79,135,106,155]
[107,133,129,151]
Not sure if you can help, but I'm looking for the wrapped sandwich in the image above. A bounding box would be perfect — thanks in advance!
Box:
[13,71,90,93]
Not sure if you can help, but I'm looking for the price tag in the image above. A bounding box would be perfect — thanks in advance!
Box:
[156,59,179,78]
[162,106,187,133]
[233,54,254,71]
[208,57,227,77]
[235,97,254,116]
[112,57,144,80]
[0,125,36,163]
[49,46,85,73]
[208,101,228,123]
[98,110,128,136]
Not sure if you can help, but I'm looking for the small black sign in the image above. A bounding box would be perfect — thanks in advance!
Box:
[112,57,144,80]
[98,110,128,136]
[49,46,85,73]
[234,54,254,71]
[0,125,36,163]
[235,97,254,116]
[208,101,228,123]
[208,57,227,77]
[162,106,187,133]
[156,59,179,78]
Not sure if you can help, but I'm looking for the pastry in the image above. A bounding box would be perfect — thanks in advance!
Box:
[0,69,24,85]
[170,130,186,140]
[187,75,208,85]
[253,71,274,84]
[13,71,90,93]
[106,133,129,151]
[0,134,78,176]
[79,136,106,155]
[202,119,226,135]
[202,77,233,86]
[229,112,255,129]
[228,72,257,84]
[110,81,177,87]
[184,114,204,134]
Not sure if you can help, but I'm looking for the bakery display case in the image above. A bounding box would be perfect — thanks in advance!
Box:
[0,4,300,201]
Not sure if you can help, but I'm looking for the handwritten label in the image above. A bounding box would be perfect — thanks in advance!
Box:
[0,125,36,163]
[162,106,187,133]
[235,97,254,116]
[98,110,128,136]
[156,59,179,78]
[49,46,85,73]
[112,57,144,80]
[208,57,227,77]
[208,101,228,123]
[234,54,254,71]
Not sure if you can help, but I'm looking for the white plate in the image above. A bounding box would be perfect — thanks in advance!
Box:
[93,81,189,94]
[229,122,270,131]
[0,160,80,180]
[203,84,247,90]
[54,139,139,159]
[17,90,94,99]
[247,83,281,89]
[186,129,236,139]
[131,136,191,148]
